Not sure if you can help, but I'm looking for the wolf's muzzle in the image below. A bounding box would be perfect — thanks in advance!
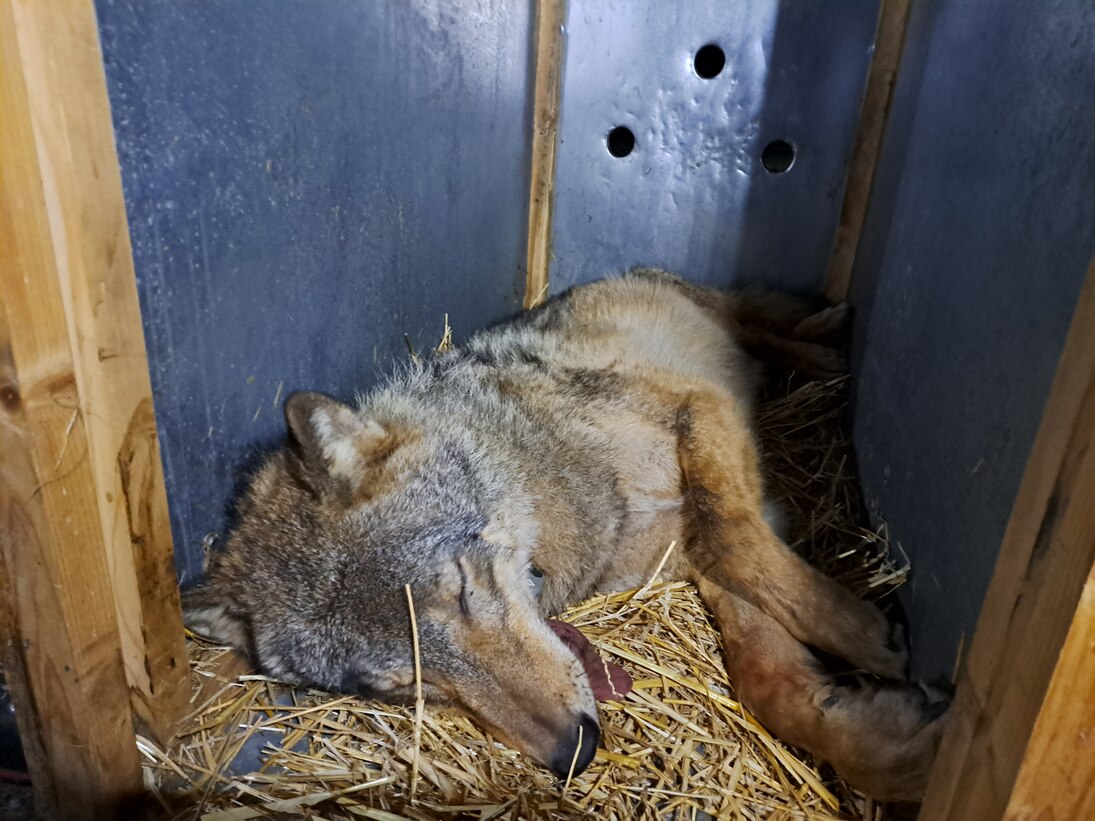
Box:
[549,712,600,779]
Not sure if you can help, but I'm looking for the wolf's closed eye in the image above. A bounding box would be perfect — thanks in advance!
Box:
[456,559,472,618]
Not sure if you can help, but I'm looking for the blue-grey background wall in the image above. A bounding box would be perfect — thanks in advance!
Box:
[850,0,1095,681]
[96,0,534,582]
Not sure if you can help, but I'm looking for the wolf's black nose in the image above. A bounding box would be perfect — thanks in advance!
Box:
[550,713,600,779]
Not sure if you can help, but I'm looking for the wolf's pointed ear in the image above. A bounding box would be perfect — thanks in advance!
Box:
[284,391,394,497]
[182,582,251,653]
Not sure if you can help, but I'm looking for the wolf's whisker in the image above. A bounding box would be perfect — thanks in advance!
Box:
[404,583,425,799]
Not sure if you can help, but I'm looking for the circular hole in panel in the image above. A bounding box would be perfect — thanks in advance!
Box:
[694,43,726,79]
[606,126,636,158]
[761,139,796,173]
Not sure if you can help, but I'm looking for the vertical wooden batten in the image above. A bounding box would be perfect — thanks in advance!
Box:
[920,259,1095,820]
[1005,561,1095,820]
[524,0,567,309]
[0,0,189,814]
[824,0,913,304]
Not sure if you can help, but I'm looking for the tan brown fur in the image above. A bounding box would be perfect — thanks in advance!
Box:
[184,268,945,800]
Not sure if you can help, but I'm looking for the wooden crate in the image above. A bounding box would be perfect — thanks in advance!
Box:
[0,2,1091,819]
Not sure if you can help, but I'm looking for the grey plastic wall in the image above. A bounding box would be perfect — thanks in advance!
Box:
[551,0,881,293]
[850,0,1095,682]
[96,0,535,582]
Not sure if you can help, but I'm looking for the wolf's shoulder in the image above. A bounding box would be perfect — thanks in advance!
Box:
[380,270,705,414]
[460,270,676,357]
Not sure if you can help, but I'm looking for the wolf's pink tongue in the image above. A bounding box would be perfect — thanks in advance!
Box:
[547,619,632,702]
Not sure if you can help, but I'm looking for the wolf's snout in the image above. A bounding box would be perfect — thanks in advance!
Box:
[549,712,600,779]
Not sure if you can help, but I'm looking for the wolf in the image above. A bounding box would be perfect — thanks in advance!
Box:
[184,269,946,801]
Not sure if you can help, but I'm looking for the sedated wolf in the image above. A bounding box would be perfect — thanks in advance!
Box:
[185,269,946,801]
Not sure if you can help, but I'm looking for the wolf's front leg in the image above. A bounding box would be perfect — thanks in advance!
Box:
[674,390,906,678]
[695,577,946,801]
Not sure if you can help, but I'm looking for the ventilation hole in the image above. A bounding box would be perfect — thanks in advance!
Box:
[761,139,796,173]
[693,44,726,79]
[606,126,635,158]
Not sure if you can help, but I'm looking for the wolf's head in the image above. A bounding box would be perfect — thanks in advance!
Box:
[184,391,599,777]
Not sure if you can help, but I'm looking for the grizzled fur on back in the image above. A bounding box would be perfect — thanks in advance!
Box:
[185,268,947,799]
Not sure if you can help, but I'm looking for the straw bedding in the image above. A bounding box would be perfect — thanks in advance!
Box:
[142,376,908,820]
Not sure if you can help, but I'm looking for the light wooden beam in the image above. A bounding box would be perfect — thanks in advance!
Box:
[920,259,1095,819]
[524,0,567,310]
[1005,561,1095,820]
[0,0,189,815]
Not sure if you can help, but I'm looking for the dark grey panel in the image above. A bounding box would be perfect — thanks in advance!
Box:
[96,0,532,582]
[551,0,881,293]
[850,0,1095,680]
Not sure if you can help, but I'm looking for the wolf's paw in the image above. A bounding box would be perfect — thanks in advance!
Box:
[805,344,849,381]
[829,594,909,681]
[791,303,851,343]
[863,614,909,680]
[820,680,949,802]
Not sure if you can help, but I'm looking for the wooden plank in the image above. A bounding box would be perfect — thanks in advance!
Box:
[0,0,189,738]
[0,204,143,815]
[1004,562,1095,820]
[920,259,1095,820]
[523,0,567,310]
[0,0,189,813]
[824,0,913,303]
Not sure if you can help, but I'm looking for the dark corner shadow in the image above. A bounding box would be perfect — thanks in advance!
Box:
[844,1,943,381]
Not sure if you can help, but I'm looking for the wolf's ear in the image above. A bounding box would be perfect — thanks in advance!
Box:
[284,391,394,496]
[182,583,251,652]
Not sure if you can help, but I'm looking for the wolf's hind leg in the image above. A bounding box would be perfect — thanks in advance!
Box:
[676,390,906,679]
[723,289,850,344]
[695,577,945,801]
[727,292,850,380]
[734,329,848,381]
